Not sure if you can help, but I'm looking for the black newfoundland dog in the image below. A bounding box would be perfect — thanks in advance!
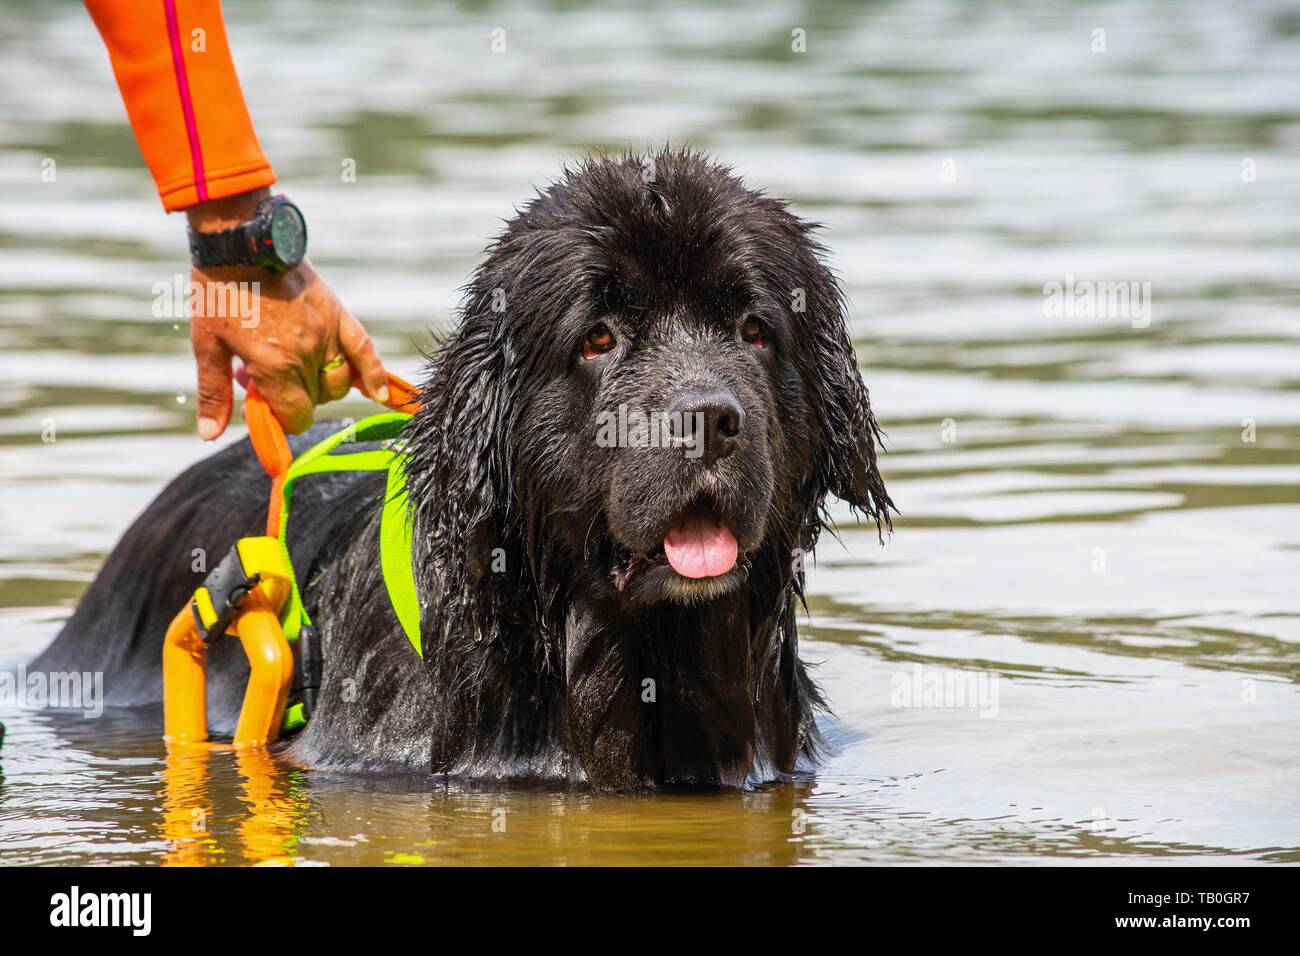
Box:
[33,149,893,790]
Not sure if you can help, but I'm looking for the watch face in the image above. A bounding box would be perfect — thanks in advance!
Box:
[269,203,306,266]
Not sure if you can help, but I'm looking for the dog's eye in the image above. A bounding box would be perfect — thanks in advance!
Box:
[582,324,616,360]
[740,317,765,348]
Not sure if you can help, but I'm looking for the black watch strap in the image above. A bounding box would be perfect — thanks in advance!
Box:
[188,223,258,268]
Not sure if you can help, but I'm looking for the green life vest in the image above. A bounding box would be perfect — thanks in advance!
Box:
[272,412,422,732]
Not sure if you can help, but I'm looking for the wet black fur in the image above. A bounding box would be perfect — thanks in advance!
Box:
[33,150,893,790]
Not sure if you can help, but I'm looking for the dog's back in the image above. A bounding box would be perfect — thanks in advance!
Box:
[33,424,379,734]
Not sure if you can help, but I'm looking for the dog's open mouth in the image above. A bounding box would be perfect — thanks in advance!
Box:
[612,502,743,592]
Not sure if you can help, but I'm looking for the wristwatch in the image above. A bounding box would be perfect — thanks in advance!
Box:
[188,194,307,273]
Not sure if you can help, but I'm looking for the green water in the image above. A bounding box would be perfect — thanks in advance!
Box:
[0,0,1297,865]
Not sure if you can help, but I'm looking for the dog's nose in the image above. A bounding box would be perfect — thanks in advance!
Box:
[670,389,745,466]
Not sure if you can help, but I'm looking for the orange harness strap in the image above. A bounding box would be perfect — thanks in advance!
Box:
[245,370,422,536]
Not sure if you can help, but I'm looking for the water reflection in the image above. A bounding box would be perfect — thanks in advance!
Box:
[155,746,305,866]
[158,747,221,866]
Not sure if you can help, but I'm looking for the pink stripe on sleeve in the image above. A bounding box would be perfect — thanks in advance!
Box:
[163,0,208,203]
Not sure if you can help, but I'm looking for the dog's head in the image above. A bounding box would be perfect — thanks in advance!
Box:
[405,150,892,786]
[412,150,890,613]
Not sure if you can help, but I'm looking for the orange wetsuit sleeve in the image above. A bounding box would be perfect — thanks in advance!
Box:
[85,0,276,211]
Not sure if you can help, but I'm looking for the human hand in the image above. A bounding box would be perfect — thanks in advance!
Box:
[185,189,388,440]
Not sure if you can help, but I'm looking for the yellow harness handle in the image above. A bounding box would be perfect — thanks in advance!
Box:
[162,537,295,748]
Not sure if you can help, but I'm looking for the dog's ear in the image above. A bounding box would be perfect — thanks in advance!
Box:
[777,219,895,534]
[814,310,894,531]
[748,198,893,531]
[405,215,583,598]
[407,312,513,587]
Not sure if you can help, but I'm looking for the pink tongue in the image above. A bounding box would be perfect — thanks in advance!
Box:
[663,517,739,579]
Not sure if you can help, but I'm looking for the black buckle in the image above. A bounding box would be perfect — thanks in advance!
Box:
[191,545,261,644]
[288,623,323,722]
